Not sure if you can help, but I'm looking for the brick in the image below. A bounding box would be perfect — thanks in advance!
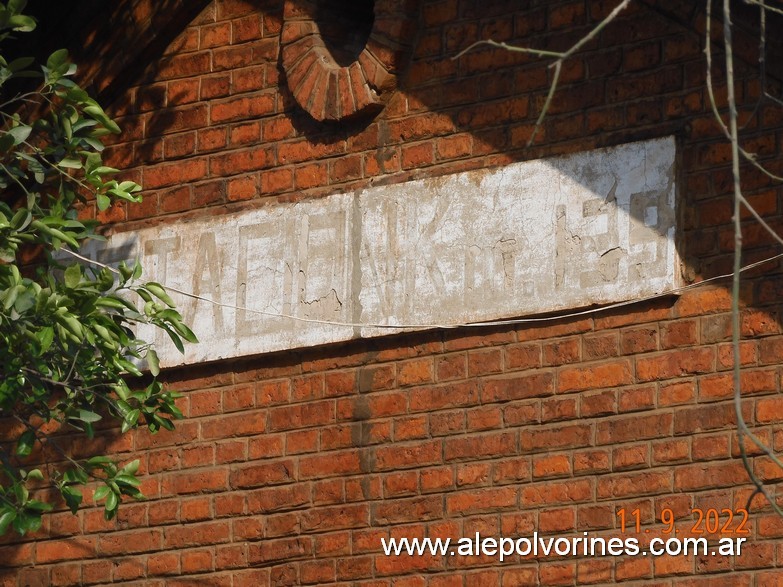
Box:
[299,451,362,479]
[542,396,578,421]
[582,332,619,360]
[180,550,212,573]
[674,402,751,434]
[652,439,689,463]
[660,319,699,348]
[147,104,208,136]
[659,380,696,406]
[597,470,672,499]
[757,397,783,424]
[596,413,672,444]
[165,521,231,549]
[181,496,212,522]
[261,167,294,194]
[636,348,714,381]
[617,385,655,412]
[481,372,554,402]
[227,175,258,201]
[505,342,542,370]
[444,431,516,461]
[162,469,228,495]
[674,461,748,491]
[521,423,592,453]
[558,360,633,392]
[397,358,434,386]
[692,433,730,461]
[621,326,658,354]
[401,142,434,169]
[466,406,503,431]
[436,134,472,159]
[467,349,502,376]
[210,146,271,175]
[202,411,266,438]
[543,337,581,366]
[211,94,276,123]
[532,454,571,479]
[446,487,517,514]
[36,537,96,563]
[269,400,334,431]
[612,444,649,470]
[295,161,329,189]
[581,389,616,417]
[677,287,733,316]
[375,440,442,470]
[145,159,208,189]
[410,381,480,411]
[455,462,491,487]
[230,460,295,488]
[699,370,776,401]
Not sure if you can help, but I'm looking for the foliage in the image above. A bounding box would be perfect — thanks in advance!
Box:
[0,0,195,536]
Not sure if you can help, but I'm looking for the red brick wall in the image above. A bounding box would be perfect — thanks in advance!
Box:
[3,0,783,585]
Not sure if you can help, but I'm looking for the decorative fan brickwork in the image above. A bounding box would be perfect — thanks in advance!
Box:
[280,0,420,122]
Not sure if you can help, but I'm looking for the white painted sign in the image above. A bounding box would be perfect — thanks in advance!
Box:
[87,137,679,367]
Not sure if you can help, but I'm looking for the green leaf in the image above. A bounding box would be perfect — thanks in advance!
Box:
[26,469,44,481]
[25,500,53,513]
[13,512,41,535]
[93,485,110,502]
[61,487,82,514]
[76,410,101,423]
[13,289,34,313]
[121,459,140,476]
[84,105,120,134]
[8,56,34,72]
[10,208,31,230]
[114,357,142,377]
[6,124,31,144]
[63,468,88,484]
[60,315,83,339]
[121,409,140,433]
[115,474,141,488]
[79,410,101,422]
[31,220,79,247]
[104,491,118,519]
[146,349,160,376]
[36,326,54,354]
[145,282,175,307]
[8,14,35,32]
[170,319,198,344]
[8,0,29,15]
[2,284,22,310]
[16,430,35,456]
[57,156,82,169]
[0,510,17,535]
[64,263,81,288]
[46,48,68,72]
[86,456,112,467]
[132,259,143,280]
[96,193,110,211]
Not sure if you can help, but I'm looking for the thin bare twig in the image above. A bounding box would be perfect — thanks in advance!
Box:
[705,0,783,182]
[743,0,783,16]
[452,40,563,61]
[453,0,632,146]
[722,0,783,515]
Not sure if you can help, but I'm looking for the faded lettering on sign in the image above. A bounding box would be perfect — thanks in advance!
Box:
[84,137,679,366]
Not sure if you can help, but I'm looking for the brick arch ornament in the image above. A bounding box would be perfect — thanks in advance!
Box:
[280,0,420,122]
